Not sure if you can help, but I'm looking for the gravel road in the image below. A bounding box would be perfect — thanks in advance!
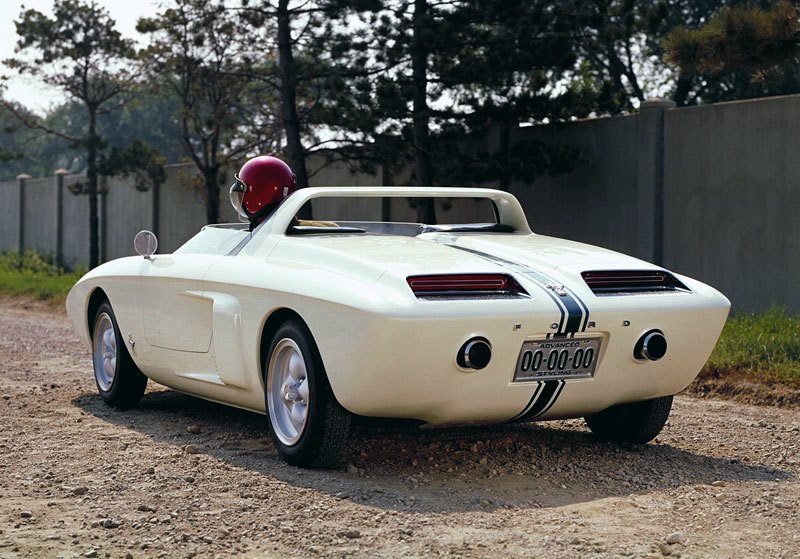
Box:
[1,298,798,559]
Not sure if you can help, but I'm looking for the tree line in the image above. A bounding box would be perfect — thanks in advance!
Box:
[1,0,799,267]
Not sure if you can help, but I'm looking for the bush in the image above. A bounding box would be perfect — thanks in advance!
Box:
[0,251,83,302]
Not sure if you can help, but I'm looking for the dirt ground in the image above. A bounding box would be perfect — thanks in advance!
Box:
[1,298,798,559]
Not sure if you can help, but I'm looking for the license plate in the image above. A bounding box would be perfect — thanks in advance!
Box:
[513,337,602,382]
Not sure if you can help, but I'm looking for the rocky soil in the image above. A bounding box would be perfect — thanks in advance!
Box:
[0,298,798,559]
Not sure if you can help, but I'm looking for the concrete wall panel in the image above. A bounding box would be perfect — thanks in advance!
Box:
[664,96,800,311]
[157,166,209,253]
[61,177,90,269]
[508,116,642,258]
[23,177,57,256]
[104,176,153,261]
[0,181,20,252]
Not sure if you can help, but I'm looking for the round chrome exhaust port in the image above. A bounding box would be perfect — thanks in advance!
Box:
[634,330,668,361]
[457,337,492,370]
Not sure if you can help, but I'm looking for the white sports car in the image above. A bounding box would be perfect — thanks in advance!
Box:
[66,187,730,468]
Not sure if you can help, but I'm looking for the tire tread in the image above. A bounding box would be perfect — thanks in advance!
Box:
[94,301,148,410]
[266,320,351,469]
[585,395,673,444]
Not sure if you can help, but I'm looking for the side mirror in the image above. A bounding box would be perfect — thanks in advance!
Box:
[134,230,158,259]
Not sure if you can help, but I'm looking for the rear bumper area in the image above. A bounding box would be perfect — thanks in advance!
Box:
[318,292,730,425]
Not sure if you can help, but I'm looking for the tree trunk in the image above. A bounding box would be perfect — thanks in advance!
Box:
[277,1,308,184]
[674,75,692,107]
[87,107,100,268]
[277,0,311,218]
[606,46,636,103]
[497,124,510,191]
[204,168,220,224]
[411,0,436,224]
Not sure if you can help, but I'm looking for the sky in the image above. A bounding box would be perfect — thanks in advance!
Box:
[1,0,161,114]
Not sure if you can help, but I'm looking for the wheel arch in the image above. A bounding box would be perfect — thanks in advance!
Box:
[259,307,306,384]
[86,287,109,341]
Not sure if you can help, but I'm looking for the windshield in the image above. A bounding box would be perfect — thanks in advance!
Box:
[297,196,498,226]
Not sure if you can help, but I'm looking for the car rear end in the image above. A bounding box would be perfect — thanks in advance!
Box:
[312,261,729,426]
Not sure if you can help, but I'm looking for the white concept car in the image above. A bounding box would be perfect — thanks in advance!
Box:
[66,187,730,467]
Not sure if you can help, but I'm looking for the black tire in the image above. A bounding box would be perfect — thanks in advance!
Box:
[264,320,351,469]
[91,301,148,410]
[584,395,673,444]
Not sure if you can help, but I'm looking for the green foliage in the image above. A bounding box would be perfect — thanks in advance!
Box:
[137,0,284,223]
[0,102,50,178]
[658,0,800,104]
[704,307,800,387]
[98,139,166,191]
[4,0,135,106]
[0,251,83,302]
[0,251,62,275]
[104,94,184,163]
[426,1,591,185]
[665,1,800,76]
[0,102,87,180]
[0,92,186,181]
[568,0,800,107]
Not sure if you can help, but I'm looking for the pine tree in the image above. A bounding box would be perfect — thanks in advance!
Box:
[664,1,800,95]
[137,0,283,224]
[2,0,138,267]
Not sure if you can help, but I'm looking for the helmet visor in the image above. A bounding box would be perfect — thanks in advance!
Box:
[229,175,247,222]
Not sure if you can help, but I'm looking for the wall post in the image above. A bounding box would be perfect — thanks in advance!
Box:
[54,169,68,267]
[380,163,393,221]
[636,98,675,265]
[100,176,108,264]
[16,173,31,257]
[152,179,160,239]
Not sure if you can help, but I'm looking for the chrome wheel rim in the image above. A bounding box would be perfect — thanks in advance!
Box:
[267,338,310,446]
[93,312,117,392]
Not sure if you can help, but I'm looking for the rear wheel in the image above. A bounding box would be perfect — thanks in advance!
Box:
[265,320,351,468]
[584,395,673,444]
[92,301,148,410]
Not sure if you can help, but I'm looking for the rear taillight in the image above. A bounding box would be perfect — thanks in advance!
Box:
[581,270,690,295]
[406,274,528,299]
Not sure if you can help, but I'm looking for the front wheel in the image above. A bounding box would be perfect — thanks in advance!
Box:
[265,320,351,468]
[584,395,673,444]
[92,301,148,410]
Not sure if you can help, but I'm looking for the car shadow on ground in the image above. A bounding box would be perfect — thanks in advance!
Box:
[72,388,792,514]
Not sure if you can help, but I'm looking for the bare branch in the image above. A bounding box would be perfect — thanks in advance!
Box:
[1,100,81,142]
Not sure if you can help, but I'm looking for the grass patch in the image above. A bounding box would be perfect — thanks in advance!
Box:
[0,251,83,303]
[701,307,800,388]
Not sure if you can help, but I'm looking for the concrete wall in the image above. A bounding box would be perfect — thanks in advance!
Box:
[663,96,800,312]
[2,94,799,312]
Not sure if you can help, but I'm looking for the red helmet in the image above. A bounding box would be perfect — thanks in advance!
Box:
[230,156,297,221]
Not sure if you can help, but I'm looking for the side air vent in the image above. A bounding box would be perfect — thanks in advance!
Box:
[581,270,690,296]
[407,274,529,300]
